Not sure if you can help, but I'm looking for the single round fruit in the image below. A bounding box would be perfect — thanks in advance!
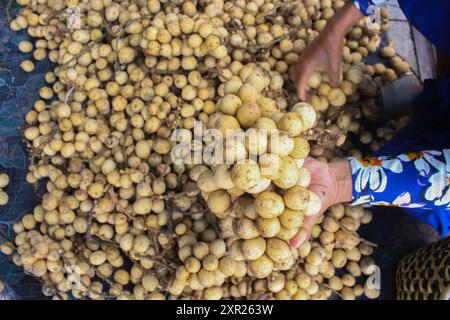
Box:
[254,191,285,219]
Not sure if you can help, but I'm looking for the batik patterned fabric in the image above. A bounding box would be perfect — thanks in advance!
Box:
[353,0,387,16]
[349,150,450,211]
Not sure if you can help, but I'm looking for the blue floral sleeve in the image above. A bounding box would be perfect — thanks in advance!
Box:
[353,0,387,16]
[349,150,450,209]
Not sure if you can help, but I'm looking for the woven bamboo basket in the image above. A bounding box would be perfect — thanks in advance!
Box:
[396,237,450,300]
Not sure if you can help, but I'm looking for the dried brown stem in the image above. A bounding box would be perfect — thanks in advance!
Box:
[300,128,347,146]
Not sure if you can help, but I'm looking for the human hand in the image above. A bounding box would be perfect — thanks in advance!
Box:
[292,2,363,101]
[290,158,353,248]
[292,27,344,101]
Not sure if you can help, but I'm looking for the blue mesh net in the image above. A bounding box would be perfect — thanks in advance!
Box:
[0,1,51,299]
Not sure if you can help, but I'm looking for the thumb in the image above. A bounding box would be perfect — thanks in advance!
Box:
[326,49,343,87]
[290,227,309,248]
[294,61,316,102]
[290,185,328,248]
[296,70,310,102]
[290,214,320,248]
[328,65,341,88]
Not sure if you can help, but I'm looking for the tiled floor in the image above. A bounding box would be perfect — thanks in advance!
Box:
[385,1,436,81]
[386,0,406,20]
